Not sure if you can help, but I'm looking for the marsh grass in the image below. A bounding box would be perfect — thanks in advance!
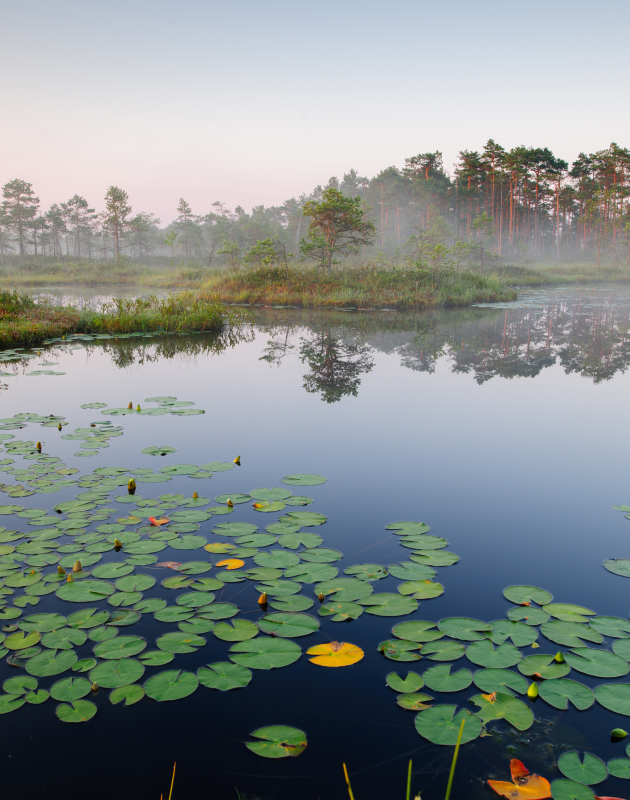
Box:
[0,288,230,349]
[202,264,516,310]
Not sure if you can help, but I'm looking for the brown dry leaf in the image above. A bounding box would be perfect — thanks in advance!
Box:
[306,641,364,667]
[156,561,181,570]
[216,558,245,570]
[149,516,169,526]
[482,692,497,703]
[488,759,551,800]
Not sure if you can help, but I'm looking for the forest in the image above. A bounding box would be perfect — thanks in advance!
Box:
[1,140,630,271]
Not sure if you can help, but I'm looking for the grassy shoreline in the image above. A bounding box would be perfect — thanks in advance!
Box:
[0,290,230,350]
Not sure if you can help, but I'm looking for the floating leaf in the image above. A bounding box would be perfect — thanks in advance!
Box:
[114,574,155,593]
[176,592,216,609]
[154,606,194,623]
[344,564,388,582]
[3,675,37,694]
[387,671,424,692]
[138,651,174,667]
[518,654,570,679]
[93,635,147,660]
[277,532,322,550]
[503,586,553,605]
[307,641,363,667]
[141,446,177,456]
[613,640,630,661]
[50,677,91,702]
[466,640,522,669]
[541,621,602,648]
[109,684,144,706]
[391,620,444,643]
[397,580,444,600]
[590,617,630,638]
[246,725,307,758]
[564,648,629,678]
[213,620,259,642]
[549,779,595,799]
[156,632,206,654]
[25,689,49,704]
[254,551,300,569]
[360,593,417,617]
[438,618,492,641]
[557,752,607,785]
[234,534,276,547]
[253,501,286,513]
[508,607,550,626]
[538,679,595,711]
[41,628,87,649]
[490,620,538,648]
[421,641,466,661]
[488,759,552,800]
[73,658,97,673]
[607,758,630,779]
[284,563,338,583]
[216,558,245,571]
[197,603,239,621]
[229,638,301,670]
[66,608,109,629]
[56,580,115,603]
[26,649,78,676]
[470,691,533,731]
[396,692,434,711]
[144,669,198,701]
[198,662,252,691]
[56,699,97,723]
[378,638,423,662]
[107,609,141,627]
[319,601,363,622]
[4,630,41,649]
[594,683,630,715]
[473,669,528,696]
[281,474,326,486]
[543,604,596,623]
[388,563,437,581]
[423,664,472,692]
[213,522,257,537]
[283,511,327,528]
[410,551,459,567]
[258,613,319,638]
[414,705,482,745]
[215,494,250,506]
[387,522,431,534]
[0,694,25,714]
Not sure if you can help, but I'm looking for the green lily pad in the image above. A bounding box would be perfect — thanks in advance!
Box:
[107,609,141,627]
[176,592,216,608]
[144,669,198,701]
[550,780,595,800]
[604,559,630,578]
[518,654,570,679]
[254,551,300,569]
[56,699,97,723]
[141,446,177,456]
[594,683,630,715]
[543,604,596,623]
[89,658,145,688]
[198,662,252,691]
[3,675,37,694]
[66,608,110,629]
[277,533,322,550]
[177,562,212,575]
[344,564,388,581]
[542,620,604,648]
[613,640,630,661]
[538,679,595,710]
[400,535,448,550]
[109,684,145,706]
[153,606,194,623]
[564,648,629,678]
[397,580,444,600]
[4,630,41,649]
[503,585,553,605]
[212,522,257,537]
[472,668,528,696]
[360,593,417,617]
[0,694,25,714]
[421,641,466,661]
[396,692,435,711]
[490,620,538,647]
[197,603,239,620]
[246,725,307,758]
[378,638,423,662]
[235,534,277,547]
[123,541,166,555]
[508,606,550,625]
[114,574,155,593]
[283,563,338,583]
[391,621,444,643]
[88,626,118,642]
[423,664,472,692]
[156,631,206,654]
[73,658,97,673]
[253,501,286,513]
[169,535,208,550]
[470,691,533,731]
[284,511,327,527]
[25,649,78,676]
[319,601,363,621]
[50,677,92,702]
[410,551,459,567]
[438,618,492,641]
[215,494,250,506]
[465,640,521,669]
[229,637,301,670]
[56,580,115,603]
[139,650,174,667]
[414,705,482,745]
[386,671,424,692]
[41,628,87,649]
[213,619,259,642]
[269,596,314,612]
[590,617,630,638]
[134,598,167,614]
[179,619,215,634]
[25,689,49,704]
[387,521,431,534]
[94,635,146,660]
[250,487,293,502]
[281,474,326,486]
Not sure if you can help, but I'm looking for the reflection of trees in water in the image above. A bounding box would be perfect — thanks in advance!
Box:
[399,297,630,384]
[298,330,374,403]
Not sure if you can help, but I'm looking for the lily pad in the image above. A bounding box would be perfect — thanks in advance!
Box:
[438,618,492,641]
[284,563,338,583]
[594,683,630,715]
[490,620,538,648]
[549,780,595,800]
[391,620,444,643]
[397,580,444,600]
[229,638,301,670]
[414,705,482,745]
[198,662,252,691]
[344,564,388,581]
[589,617,630,638]
[254,551,300,569]
[56,699,97,723]
[607,759,630,779]
[541,620,604,648]
[215,494,250,506]
[518,654,570,679]
[281,474,326,486]
[0,694,25,714]
[469,691,533,731]
[536,678,594,710]
[109,684,145,706]
[94,635,147,660]
[144,670,198,701]
[386,671,424,692]
[26,649,78,676]
[360,593,417,617]
[90,658,145,689]
[507,606,550,626]
[246,725,307,758]
[4,630,41,649]
[213,522,257,537]
[56,580,115,603]
[257,613,319,638]
[284,511,327,527]
[378,638,423,662]
[503,585,553,605]
[564,648,629,678]
[277,532,322,550]
[465,640,522,669]
[543,604,596,623]
[41,628,87,649]
[73,658,97,673]
[423,664,472,692]
[197,603,239,620]
[472,668,528,696]
[66,608,109,629]
[138,651,174,667]
[604,559,630,578]
[50,677,92,702]
[410,551,459,567]
[319,601,363,622]
[156,632,206,654]
[213,620,259,642]
[421,641,466,661]
[3,675,37,694]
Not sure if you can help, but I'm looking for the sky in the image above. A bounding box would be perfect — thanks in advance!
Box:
[1,0,628,224]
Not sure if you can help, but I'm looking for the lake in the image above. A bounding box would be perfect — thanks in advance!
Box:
[2,285,630,800]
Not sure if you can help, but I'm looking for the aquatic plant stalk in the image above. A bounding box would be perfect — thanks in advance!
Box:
[168,762,176,800]
[406,759,412,800]
[444,718,465,800]
[343,763,355,800]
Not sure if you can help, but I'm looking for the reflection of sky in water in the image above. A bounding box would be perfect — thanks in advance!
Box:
[2,289,630,798]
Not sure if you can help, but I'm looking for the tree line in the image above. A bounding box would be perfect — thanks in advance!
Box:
[2,139,630,269]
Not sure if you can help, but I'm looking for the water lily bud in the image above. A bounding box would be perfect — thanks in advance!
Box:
[36,442,41,451]
[527,682,539,699]
[127,402,133,409]
[612,728,628,740]
[193,492,198,499]
[67,574,74,582]
[258,592,268,605]
[554,652,565,663]
[73,560,82,572]
[91,683,98,692]
[114,539,122,547]
[57,423,62,431]
[233,455,241,465]
[318,593,325,602]
[90,423,96,427]
[227,498,234,508]
[136,404,141,411]
[57,566,66,575]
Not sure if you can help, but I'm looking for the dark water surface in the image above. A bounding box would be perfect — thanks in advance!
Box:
[2,286,630,799]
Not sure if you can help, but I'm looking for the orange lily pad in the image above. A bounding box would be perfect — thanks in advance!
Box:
[306,641,364,667]
[149,517,169,526]
[216,558,245,571]
[488,759,551,800]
